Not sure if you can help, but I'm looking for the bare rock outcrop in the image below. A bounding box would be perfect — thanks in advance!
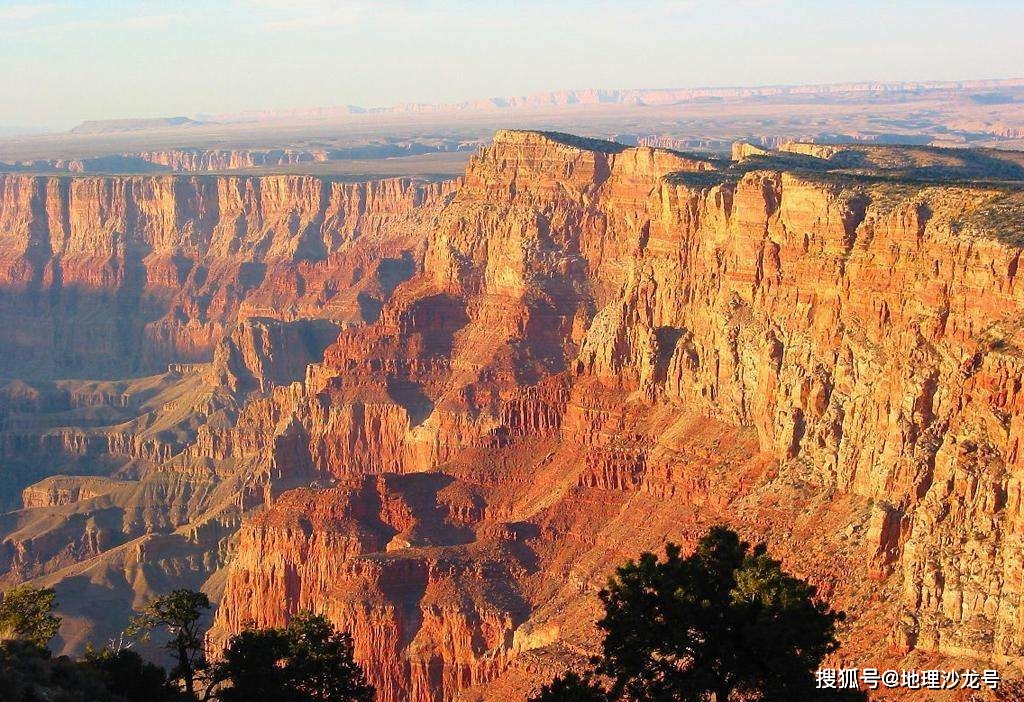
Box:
[0,173,453,378]
[4,131,1024,700]
[205,132,1024,698]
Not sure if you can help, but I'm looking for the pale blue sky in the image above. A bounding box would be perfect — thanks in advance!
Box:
[1,0,1022,130]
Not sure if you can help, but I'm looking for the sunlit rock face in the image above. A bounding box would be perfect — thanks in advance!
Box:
[0,172,452,378]
[4,131,1024,699]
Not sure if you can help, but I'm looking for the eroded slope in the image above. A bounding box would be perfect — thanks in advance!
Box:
[2,132,1024,700]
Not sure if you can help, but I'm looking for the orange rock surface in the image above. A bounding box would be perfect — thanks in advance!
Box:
[0,173,454,377]
[2,131,1024,699]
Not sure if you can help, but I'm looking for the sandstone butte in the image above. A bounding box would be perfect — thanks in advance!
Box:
[2,130,1024,700]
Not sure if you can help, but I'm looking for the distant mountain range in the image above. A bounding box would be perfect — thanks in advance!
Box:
[69,116,203,134]
[64,78,1024,134]
[0,125,55,137]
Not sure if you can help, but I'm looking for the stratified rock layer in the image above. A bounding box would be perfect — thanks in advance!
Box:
[0,173,455,377]
[209,132,1024,699]
[3,131,1024,700]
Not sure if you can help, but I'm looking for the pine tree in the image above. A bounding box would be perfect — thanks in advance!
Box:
[533,526,864,702]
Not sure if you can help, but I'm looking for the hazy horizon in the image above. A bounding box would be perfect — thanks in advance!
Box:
[2,0,1023,132]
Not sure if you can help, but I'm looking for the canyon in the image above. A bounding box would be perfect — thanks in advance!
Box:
[2,130,1024,700]
[0,140,472,175]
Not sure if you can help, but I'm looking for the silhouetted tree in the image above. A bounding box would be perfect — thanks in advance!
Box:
[128,589,211,698]
[532,671,608,701]
[283,612,374,702]
[0,585,61,649]
[0,585,177,702]
[83,646,175,702]
[210,611,374,702]
[0,640,109,702]
[212,627,291,702]
[532,526,865,702]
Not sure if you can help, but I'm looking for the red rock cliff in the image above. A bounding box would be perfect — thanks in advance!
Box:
[206,131,1024,699]
[0,173,455,377]
[4,131,1024,699]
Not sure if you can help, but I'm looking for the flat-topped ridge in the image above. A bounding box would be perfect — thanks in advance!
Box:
[492,129,630,154]
[724,139,1024,186]
[492,129,720,164]
[486,129,722,184]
